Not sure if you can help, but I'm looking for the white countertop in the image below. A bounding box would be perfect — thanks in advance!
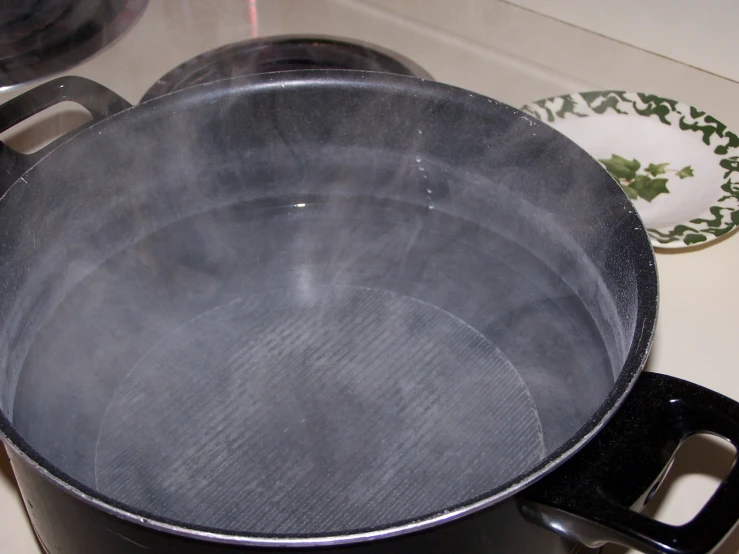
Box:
[1,1,738,552]
[505,0,739,83]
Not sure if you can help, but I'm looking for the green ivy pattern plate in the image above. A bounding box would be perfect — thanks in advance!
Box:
[521,91,739,248]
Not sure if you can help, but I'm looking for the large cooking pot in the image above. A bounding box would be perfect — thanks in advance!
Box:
[0,74,738,554]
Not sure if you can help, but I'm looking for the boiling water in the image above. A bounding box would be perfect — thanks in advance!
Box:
[12,194,612,534]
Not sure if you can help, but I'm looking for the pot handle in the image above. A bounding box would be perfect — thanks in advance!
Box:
[519,372,739,554]
[0,76,132,187]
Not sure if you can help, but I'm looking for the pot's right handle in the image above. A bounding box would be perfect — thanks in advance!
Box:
[519,372,739,554]
[0,76,132,189]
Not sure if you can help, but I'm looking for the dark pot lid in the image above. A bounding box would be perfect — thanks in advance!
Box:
[141,35,433,102]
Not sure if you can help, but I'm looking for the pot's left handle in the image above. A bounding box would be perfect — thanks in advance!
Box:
[0,76,132,188]
[519,372,739,554]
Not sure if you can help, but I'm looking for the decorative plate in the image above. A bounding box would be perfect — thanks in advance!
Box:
[521,91,739,248]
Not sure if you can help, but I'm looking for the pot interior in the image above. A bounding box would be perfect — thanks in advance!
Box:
[0,72,654,536]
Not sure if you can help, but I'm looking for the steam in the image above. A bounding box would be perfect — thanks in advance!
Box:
[0,70,637,533]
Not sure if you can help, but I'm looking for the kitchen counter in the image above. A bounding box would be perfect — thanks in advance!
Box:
[1,1,738,553]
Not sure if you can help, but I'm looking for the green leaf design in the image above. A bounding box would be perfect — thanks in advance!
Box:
[720,156,739,178]
[556,95,587,119]
[637,177,669,202]
[630,174,650,191]
[581,91,629,115]
[690,206,729,227]
[633,93,677,125]
[714,131,739,155]
[600,154,697,203]
[684,233,707,245]
[676,165,694,179]
[522,90,739,247]
[649,224,701,243]
[645,163,669,176]
[629,175,670,202]
[599,154,641,181]
[689,106,706,119]
[621,184,639,200]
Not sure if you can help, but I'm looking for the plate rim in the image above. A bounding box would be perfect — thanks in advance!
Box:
[521,90,739,249]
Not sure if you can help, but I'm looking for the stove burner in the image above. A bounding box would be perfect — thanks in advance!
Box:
[0,0,148,90]
[141,35,433,102]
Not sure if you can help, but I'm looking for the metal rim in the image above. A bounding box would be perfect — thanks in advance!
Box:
[0,70,659,547]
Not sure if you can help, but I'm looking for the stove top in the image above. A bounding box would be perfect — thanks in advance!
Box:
[0,3,738,554]
[0,0,147,90]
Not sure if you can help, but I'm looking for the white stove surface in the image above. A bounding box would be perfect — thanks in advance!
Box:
[1,2,738,553]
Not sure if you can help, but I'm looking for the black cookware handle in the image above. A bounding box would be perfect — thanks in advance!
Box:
[0,76,132,187]
[519,372,739,554]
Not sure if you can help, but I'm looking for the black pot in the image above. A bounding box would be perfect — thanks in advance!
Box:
[0,74,737,554]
